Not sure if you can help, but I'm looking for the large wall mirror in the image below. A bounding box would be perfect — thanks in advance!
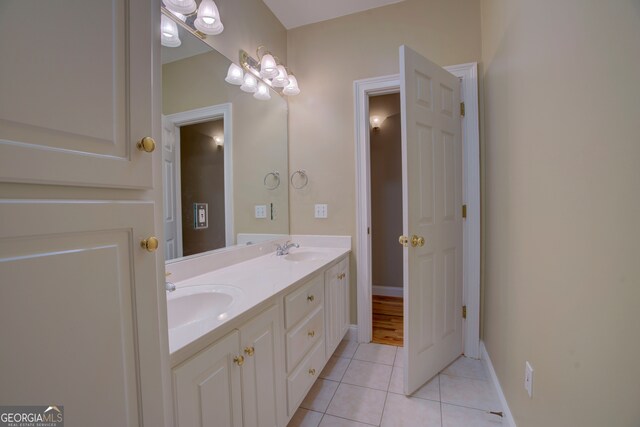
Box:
[162,12,289,261]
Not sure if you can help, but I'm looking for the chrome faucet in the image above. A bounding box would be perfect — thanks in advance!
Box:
[165,281,176,292]
[276,241,299,256]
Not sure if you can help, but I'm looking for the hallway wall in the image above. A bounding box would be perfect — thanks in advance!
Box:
[480,0,640,425]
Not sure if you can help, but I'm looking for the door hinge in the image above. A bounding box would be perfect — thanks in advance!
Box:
[462,204,467,219]
[460,102,465,117]
[462,305,467,319]
[367,227,370,235]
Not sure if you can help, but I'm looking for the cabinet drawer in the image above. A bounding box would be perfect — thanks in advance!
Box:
[284,274,323,329]
[286,339,325,417]
[286,306,324,372]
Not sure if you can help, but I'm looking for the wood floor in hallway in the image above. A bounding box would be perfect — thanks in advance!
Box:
[372,295,404,346]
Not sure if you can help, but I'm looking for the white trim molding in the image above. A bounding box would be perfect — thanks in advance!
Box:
[481,341,517,427]
[164,104,234,247]
[353,63,480,359]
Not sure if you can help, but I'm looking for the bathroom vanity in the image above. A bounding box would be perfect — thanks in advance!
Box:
[165,237,350,427]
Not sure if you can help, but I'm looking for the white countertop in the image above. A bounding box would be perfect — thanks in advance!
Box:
[167,245,350,358]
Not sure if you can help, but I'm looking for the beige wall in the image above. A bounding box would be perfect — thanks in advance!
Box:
[480,0,640,425]
[286,0,482,322]
[370,94,403,290]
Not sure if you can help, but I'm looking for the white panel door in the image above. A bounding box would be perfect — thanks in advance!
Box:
[162,117,181,259]
[173,331,243,427]
[0,0,153,189]
[239,305,285,427]
[400,46,464,394]
[0,201,165,426]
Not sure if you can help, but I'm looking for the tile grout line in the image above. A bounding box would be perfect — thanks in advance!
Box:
[438,374,444,427]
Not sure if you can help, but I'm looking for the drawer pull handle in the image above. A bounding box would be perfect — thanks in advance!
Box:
[308,368,316,376]
[244,346,255,356]
[307,294,315,302]
[308,330,315,338]
[233,355,245,366]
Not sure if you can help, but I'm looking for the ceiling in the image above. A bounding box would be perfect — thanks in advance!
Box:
[262,0,405,29]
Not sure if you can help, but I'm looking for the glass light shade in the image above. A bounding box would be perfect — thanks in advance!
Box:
[194,0,224,35]
[271,65,290,88]
[240,73,258,93]
[224,63,244,85]
[370,116,382,129]
[259,54,278,79]
[163,0,196,15]
[253,83,271,101]
[214,136,224,147]
[283,75,300,96]
[160,15,181,48]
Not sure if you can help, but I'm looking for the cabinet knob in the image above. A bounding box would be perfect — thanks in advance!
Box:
[308,330,315,338]
[140,237,159,252]
[308,368,316,376]
[137,136,156,153]
[244,346,255,356]
[233,355,245,366]
[307,294,315,302]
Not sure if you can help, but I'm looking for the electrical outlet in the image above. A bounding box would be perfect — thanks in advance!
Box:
[314,204,328,218]
[524,361,533,398]
[255,205,267,219]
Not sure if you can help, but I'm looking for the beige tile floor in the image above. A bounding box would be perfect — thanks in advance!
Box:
[288,341,505,427]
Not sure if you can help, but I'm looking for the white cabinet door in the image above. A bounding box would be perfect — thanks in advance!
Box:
[173,331,243,427]
[0,201,165,427]
[0,0,154,189]
[324,257,350,358]
[239,305,285,427]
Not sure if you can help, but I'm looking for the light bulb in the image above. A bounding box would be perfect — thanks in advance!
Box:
[224,63,244,85]
[194,0,224,35]
[163,0,196,15]
[161,15,181,47]
[253,83,271,101]
[283,75,300,96]
[240,73,258,93]
[259,54,278,79]
[271,65,290,88]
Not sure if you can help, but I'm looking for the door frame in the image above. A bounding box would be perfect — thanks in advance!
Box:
[164,103,234,248]
[354,62,480,358]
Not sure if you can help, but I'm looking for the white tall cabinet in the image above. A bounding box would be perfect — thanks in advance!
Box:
[0,1,169,426]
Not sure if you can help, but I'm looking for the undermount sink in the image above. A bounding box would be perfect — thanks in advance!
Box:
[167,284,243,330]
[284,251,327,262]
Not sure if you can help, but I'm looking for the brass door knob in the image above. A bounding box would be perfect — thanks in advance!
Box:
[411,235,425,247]
[233,355,245,366]
[308,368,316,376]
[308,330,315,338]
[307,294,315,302]
[140,237,159,252]
[398,235,409,247]
[137,136,156,153]
[244,346,255,356]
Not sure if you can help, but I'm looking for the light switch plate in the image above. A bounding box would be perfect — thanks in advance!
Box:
[255,205,267,219]
[524,361,533,398]
[314,204,328,218]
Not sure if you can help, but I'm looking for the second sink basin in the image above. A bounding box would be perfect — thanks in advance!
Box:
[167,284,244,330]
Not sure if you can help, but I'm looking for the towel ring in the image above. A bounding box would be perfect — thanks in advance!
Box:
[264,171,281,190]
[290,170,308,189]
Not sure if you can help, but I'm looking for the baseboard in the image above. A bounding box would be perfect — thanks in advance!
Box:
[480,341,517,427]
[372,285,403,297]
[344,325,358,342]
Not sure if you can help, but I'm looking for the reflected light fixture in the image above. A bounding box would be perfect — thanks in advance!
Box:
[253,83,271,101]
[256,46,278,79]
[161,14,181,47]
[194,0,224,35]
[240,73,258,93]
[271,65,289,88]
[225,63,244,85]
[163,0,196,15]
[239,49,301,97]
[283,75,300,96]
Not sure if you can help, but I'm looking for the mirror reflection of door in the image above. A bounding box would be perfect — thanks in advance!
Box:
[179,119,226,256]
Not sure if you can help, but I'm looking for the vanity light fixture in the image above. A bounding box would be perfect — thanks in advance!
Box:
[253,83,271,101]
[225,63,244,85]
[193,0,224,35]
[271,65,290,88]
[256,46,278,79]
[283,75,300,96]
[240,73,258,93]
[161,14,181,47]
[163,0,197,15]
[239,48,301,97]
